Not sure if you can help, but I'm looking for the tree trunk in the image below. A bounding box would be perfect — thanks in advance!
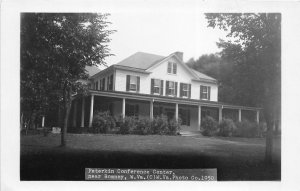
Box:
[60,88,72,147]
[265,119,274,163]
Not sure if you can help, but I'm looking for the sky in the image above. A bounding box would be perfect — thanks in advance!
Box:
[102,7,228,68]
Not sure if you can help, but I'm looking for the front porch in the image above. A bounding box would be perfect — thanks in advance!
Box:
[70,90,261,132]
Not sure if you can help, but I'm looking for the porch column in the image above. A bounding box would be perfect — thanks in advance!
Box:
[150,100,154,120]
[42,116,45,128]
[81,98,85,127]
[238,109,242,122]
[198,105,202,130]
[122,98,126,119]
[175,103,179,121]
[218,106,223,123]
[72,100,77,127]
[89,95,94,127]
[256,110,260,124]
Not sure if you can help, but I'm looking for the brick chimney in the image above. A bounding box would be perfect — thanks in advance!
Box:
[174,51,183,62]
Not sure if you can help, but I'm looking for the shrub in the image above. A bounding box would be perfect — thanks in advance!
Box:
[151,115,169,135]
[119,116,137,134]
[201,116,218,136]
[134,118,152,135]
[234,120,261,138]
[92,111,116,134]
[167,118,181,135]
[115,114,181,136]
[218,118,237,137]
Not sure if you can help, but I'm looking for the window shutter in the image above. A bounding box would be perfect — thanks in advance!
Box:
[151,79,154,94]
[160,80,164,95]
[180,83,183,97]
[175,82,178,97]
[188,84,191,98]
[208,86,211,101]
[173,63,177,74]
[126,75,130,91]
[200,85,203,99]
[166,81,169,95]
[137,76,140,92]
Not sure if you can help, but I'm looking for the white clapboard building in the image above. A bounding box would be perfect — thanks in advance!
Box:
[71,51,260,132]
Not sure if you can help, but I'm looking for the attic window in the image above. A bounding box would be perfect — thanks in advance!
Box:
[167,62,177,74]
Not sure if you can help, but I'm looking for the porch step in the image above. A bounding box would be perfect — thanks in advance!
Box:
[180,131,203,137]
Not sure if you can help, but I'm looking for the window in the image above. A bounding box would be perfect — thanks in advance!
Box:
[151,79,163,95]
[108,74,113,91]
[153,79,160,94]
[125,104,139,119]
[130,76,137,91]
[181,83,190,97]
[126,75,140,92]
[153,106,163,117]
[99,79,102,90]
[167,62,177,74]
[168,81,175,96]
[202,86,208,99]
[200,85,210,100]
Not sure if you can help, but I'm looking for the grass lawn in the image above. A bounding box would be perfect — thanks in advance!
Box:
[21,133,281,181]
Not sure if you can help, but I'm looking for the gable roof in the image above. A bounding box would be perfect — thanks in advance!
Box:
[189,68,217,82]
[111,51,217,83]
[115,52,165,70]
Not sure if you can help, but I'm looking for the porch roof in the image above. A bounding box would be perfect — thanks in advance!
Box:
[85,90,262,111]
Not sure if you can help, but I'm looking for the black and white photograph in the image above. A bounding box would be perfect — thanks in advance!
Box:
[1,0,300,190]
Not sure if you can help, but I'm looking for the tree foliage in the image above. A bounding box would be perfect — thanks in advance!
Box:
[21,13,114,145]
[186,53,221,79]
[205,13,281,162]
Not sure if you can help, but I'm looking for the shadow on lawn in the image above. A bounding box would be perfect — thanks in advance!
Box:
[20,145,280,181]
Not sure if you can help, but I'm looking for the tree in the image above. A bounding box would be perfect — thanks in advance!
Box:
[186,53,221,79]
[205,13,281,162]
[21,13,114,146]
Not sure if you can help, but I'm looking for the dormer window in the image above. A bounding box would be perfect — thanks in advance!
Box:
[167,62,177,74]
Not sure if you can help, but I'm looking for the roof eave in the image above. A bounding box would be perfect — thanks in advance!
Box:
[192,78,218,84]
[89,65,113,79]
[114,65,151,74]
